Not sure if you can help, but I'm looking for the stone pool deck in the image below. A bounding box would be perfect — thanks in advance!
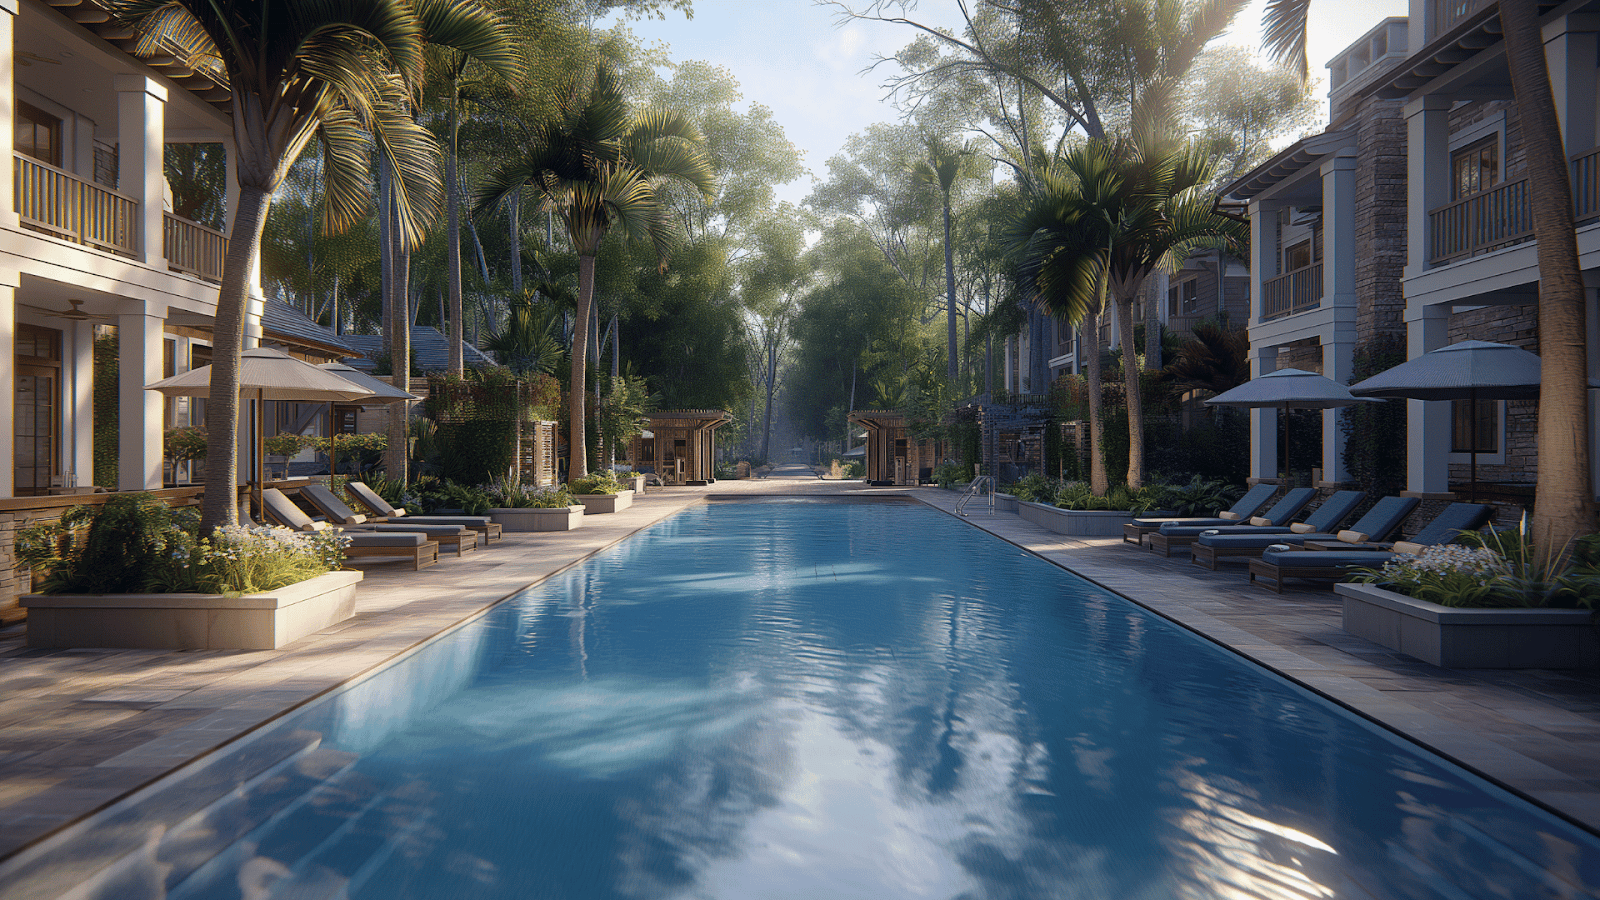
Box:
[1,474,1599,872]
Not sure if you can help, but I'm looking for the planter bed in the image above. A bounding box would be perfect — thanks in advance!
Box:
[574,490,635,515]
[22,570,363,651]
[1336,582,1600,669]
[489,506,585,532]
[993,492,1019,514]
[1018,501,1136,537]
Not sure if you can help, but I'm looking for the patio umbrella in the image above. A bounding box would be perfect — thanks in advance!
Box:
[1205,368,1371,484]
[1348,339,1600,496]
[146,348,375,515]
[318,363,419,477]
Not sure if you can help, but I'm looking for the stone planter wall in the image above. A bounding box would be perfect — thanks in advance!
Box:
[1337,582,1600,669]
[574,490,635,515]
[489,506,585,532]
[1017,501,1136,537]
[22,570,364,650]
[993,492,1019,514]
[624,474,646,493]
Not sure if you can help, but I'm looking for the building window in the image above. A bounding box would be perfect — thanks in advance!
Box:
[1451,135,1500,199]
[15,101,61,167]
[1167,279,1200,316]
[1284,240,1313,272]
[1451,397,1499,453]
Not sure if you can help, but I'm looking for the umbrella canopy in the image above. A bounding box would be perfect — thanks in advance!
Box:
[1349,339,1600,400]
[318,363,419,405]
[146,348,375,402]
[1349,341,1542,401]
[1204,368,1369,410]
[1205,368,1369,483]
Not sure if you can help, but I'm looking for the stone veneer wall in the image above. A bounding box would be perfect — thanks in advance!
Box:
[0,511,33,622]
[1352,94,1409,343]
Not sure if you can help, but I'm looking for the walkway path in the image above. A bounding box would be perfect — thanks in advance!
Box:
[0,479,1598,878]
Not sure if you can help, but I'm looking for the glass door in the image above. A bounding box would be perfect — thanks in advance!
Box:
[15,325,62,496]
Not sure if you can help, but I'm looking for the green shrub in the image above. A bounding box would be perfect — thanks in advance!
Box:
[15,494,344,595]
[486,476,571,508]
[1005,473,1060,503]
[1350,520,1600,608]
[570,472,626,495]
[932,461,966,487]
[93,335,118,488]
[843,461,863,478]
[1153,476,1242,518]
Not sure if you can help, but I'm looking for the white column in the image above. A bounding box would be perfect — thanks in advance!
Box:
[244,293,263,349]
[69,321,94,486]
[1405,96,1452,279]
[1321,338,1355,484]
[118,312,165,490]
[113,74,169,268]
[1321,153,1358,308]
[1546,15,1599,155]
[0,269,15,496]
[1249,345,1279,481]
[1248,199,1281,323]
[1406,304,1452,494]
[0,2,18,230]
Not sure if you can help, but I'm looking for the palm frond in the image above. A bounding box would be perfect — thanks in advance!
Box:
[1262,0,1313,81]
[415,0,524,82]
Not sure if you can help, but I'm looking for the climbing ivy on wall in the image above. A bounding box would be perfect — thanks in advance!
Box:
[1341,336,1407,502]
[93,334,118,489]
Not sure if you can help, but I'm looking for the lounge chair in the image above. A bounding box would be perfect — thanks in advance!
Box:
[260,488,439,571]
[346,481,502,544]
[1191,493,1415,570]
[1247,502,1494,593]
[1147,487,1318,557]
[297,484,482,558]
[1122,483,1278,546]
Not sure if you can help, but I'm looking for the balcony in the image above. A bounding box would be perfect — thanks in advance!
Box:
[14,154,228,283]
[163,213,226,282]
[1432,0,1489,40]
[1428,148,1600,265]
[1261,264,1322,320]
[15,154,137,257]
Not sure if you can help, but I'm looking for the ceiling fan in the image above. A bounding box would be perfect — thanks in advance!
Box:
[59,299,92,321]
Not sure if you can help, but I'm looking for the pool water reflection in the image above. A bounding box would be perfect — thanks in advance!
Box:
[165,500,1600,897]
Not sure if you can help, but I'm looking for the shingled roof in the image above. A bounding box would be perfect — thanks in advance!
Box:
[261,299,354,359]
[341,327,496,373]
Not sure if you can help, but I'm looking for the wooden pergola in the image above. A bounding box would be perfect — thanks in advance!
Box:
[847,410,943,485]
[630,410,732,485]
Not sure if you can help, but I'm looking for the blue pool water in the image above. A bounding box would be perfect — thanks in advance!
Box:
[34,499,1600,899]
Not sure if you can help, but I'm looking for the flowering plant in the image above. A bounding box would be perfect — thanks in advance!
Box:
[16,494,347,596]
[1349,544,1508,608]
[570,472,625,495]
[486,475,571,508]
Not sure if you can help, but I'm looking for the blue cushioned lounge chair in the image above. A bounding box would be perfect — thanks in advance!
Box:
[347,481,502,543]
[1121,483,1278,545]
[1190,493,1417,571]
[1147,487,1318,557]
[1247,502,1494,593]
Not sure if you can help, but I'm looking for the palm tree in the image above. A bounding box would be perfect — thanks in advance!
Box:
[486,285,567,376]
[1097,136,1244,489]
[477,63,715,482]
[1264,0,1596,549]
[111,0,515,529]
[911,137,975,385]
[1007,142,1125,495]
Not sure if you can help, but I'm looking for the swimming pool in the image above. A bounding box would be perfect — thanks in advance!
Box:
[8,499,1599,899]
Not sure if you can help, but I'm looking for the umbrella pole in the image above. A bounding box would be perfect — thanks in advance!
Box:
[256,389,265,524]
[1469,386,1479,501]
[1281,401,1290,486]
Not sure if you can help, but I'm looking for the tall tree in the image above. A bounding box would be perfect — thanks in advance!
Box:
[1265,0,1597,549]
[477,62,715,481]
[911,136,978,383]
[111,0,509,529]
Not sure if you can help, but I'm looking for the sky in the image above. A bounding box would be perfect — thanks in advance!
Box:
[608,0,1410,207]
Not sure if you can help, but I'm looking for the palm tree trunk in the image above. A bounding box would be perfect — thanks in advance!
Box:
[201,183,273,530]
[1083,309,1108,495]
[1116,294,1146,489]
[944,196,957,383]
[1143,286,1162,371]
[1501,2,1598,549]
[509,186,523,296]
[569,253,595,481]
[446,84,465,376]
[761,336,778,462]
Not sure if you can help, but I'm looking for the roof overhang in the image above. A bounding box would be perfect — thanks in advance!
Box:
[1359,2,1571,102]
[1222,129,1356,203]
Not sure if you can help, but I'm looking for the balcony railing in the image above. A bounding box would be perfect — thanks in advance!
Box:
[1429,177,1533,264]
[1261,264,1322,320]
[14,154,137,257]
[1432,0,1489,39]
[1573,147,1600,222]
[164,213,227,282]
